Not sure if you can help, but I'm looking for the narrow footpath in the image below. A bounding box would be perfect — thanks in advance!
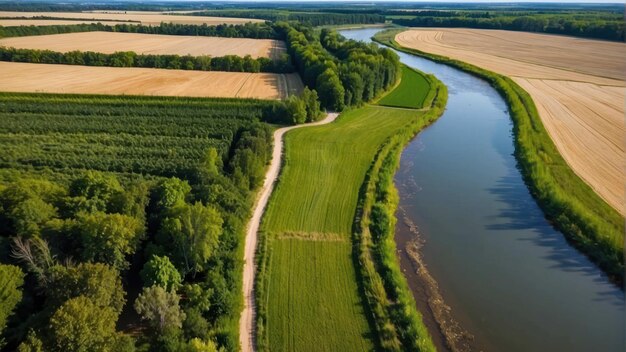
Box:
[239,112,340,352]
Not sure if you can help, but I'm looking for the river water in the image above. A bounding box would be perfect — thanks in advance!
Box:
[339,28,625,352]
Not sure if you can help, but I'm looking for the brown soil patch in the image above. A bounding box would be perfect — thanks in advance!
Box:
[0,31,286,59]
[0,62,302,99]
[396,28,626,215]
[0,11,263,26]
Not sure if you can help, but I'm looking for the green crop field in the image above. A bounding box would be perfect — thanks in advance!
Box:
[0,92,284,179]
[265,238,372,352]
[377,65,431,109]
[258,105,429,350]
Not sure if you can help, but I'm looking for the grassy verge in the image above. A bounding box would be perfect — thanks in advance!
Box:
[377,65,432,109]
[374,28,624,284]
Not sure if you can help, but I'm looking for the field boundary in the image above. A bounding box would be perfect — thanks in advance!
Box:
[373,29,624,285]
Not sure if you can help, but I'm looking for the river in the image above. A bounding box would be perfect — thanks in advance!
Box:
[339,28,625,352]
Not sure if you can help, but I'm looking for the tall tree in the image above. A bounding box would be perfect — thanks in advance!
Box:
[0,265,24,343]
[50,296,132,352]
[161,202,222,276]
[134,286,185,333]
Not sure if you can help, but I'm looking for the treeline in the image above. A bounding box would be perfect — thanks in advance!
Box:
[0,46,294,73]
[279,23,400,111]
[192,10,385,26]
[355,73,447,351]
[392,13,625,41]
[0,92,278,350]
[0,22,282,40]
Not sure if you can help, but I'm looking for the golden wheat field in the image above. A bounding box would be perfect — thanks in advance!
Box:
[0,11,263,26]
[0,31,286,59]
[0,62,302,99]
[0,19,136,26]
[396,28,626,215]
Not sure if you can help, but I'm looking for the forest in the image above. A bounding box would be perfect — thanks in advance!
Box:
[0,92,295,351]
[279,23,400,111]
[0,47,294,74]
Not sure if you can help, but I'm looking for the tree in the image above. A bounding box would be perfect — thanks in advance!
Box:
[76,212,144,270]
[301,87,323,122]
[140,255,182,291]
[153,178,191,211]
[0,265,24,337]
[285,94,307,125]
[134,286,185,333]
[48,262,126,314]
[50,296,129,352]
[161,202,223,276]
[69,171,123,213]
[17,330,43,352]
[199,148,222,179]
[8,196,56,237]
[316,68,345,111]
[11,237,55,288]
[186,338,219,352]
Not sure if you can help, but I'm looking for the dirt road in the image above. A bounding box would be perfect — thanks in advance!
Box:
[239,112,340,352]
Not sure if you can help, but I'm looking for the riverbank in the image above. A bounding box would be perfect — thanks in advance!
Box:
[373,28,624,286]
[352,70,448,351]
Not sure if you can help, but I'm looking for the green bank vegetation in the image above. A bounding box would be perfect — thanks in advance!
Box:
[354,74,446,351]
[255,64,445,350]
[374,28,624,285]
[0,93,282,350]
[377,65,433,109]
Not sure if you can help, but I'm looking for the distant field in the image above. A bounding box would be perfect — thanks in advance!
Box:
[0,19,134,26]
[377,65,430,109]
[260,105,425,350]
[0,11,263,26]
[0,92,279,178]
[0,31,286,59]
[396,28,626,215]
[0,62,302,99]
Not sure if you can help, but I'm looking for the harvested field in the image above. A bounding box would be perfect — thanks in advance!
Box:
[0,62,302,99]
[0,31,286,59]
[0,11,262,26]
[0,19,134,26]
[396,28,626,214]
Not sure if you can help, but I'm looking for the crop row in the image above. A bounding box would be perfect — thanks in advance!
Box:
[0,93,285,179]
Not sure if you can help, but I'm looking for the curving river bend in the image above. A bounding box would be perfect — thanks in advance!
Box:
[339,28,625,352]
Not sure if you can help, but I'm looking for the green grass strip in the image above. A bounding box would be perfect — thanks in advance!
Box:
[377,65,432,109]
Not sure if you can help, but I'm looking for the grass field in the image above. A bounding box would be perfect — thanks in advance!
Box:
[0,31,286,59]
[0,62,302,99]
[377,65,431,109]
[258,105,430,351]
[265,238,372,352]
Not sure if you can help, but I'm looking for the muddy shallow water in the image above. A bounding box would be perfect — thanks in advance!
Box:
[339,28,625,352]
